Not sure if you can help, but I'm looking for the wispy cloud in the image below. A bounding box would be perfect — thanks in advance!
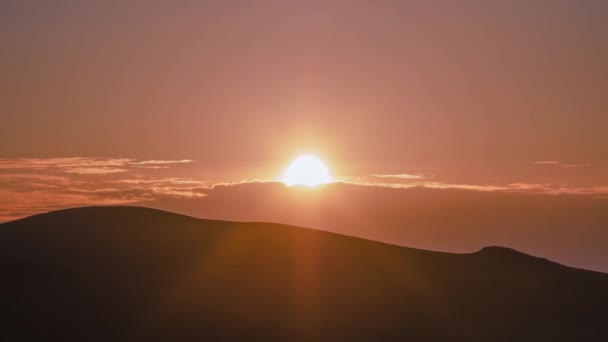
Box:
[132,159,194,165]
[1,156,607,222]
[561,163,593,168]
[0,173,70,182]
[0,157,196,175]
[116,178,209,198]
[64,167,129,174]
[534,160,592,168]
[0,157,203,221]
[0,157,130,169]
[0,189,144,222]
[371,173,426,180]
[117,178,208,186]
[347,179,608,195]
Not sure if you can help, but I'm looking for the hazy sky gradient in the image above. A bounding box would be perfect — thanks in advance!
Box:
[2,0,607,183]
[2,1,608,269]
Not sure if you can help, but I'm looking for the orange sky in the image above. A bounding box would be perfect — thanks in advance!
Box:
[1,1,608,270]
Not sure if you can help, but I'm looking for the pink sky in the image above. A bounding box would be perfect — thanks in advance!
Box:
[1,1,608,270]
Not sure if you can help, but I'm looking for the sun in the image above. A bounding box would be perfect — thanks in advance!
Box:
[282,155,333,187]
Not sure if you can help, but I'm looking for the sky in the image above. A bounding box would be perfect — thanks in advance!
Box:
[1,1,608,270]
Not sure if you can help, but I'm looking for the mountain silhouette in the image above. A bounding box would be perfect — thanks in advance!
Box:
[1,206,606,341]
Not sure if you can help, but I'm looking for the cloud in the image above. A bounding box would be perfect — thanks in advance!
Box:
[534,160,592,168]
[117,178,210,198]
[118,178,208,186]
[132,159,194,165]
[0,173,70,182]
[0,157,195,175]
[0,189,144,222]
[2,156,608,225]
[0,174,208,221]
[0,157,133,170]
[561,163,593,168]
[64,167,129,174]
[0,157,203,221]
[371,173,426,180]
[149,187,208,198]
[347,179,608,195]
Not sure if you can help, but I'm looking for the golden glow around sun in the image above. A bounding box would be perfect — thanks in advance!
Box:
[283,155,333,187]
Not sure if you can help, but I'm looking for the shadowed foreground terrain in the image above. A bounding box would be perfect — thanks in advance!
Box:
[1,206,607,341]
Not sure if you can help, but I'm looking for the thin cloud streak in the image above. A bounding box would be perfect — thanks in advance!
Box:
[64,167,129,174]
[562,163,593,168]
[349,180,608,195]
[133,159,194,165]
[371,173,426,180]
[0,157,195,173]
[534,160,592,168]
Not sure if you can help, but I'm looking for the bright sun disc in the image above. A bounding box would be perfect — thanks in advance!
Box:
[283,155,333,187]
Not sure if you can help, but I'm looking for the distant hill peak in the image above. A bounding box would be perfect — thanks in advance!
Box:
[475,245,556,267]
[4,205,198,224]
[478,246,523,254]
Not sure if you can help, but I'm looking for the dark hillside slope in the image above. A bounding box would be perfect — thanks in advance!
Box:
[1,206,607,341]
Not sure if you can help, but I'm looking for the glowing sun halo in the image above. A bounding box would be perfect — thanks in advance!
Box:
[283,155,333,187]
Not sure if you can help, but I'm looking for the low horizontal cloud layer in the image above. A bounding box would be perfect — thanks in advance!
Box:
[2,157,608,222]
[2,157,608,272]
[349,180,608,195]
[0,157,195,175]
[0,157,202,221]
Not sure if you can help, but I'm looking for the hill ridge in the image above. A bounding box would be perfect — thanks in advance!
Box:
[2,205,544,261]
[1,205,607,341]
